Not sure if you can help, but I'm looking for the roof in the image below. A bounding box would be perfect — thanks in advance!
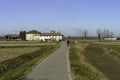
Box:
[26,30,41,34]
[0,36,5,39]
[41,33,62,36]
[26,30,63,36]
[5,34,19,37]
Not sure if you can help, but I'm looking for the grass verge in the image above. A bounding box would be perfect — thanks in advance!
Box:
[69,40,109,80]
[84,43,120,80]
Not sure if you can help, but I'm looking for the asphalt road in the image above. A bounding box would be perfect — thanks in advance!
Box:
[26,42,71,80]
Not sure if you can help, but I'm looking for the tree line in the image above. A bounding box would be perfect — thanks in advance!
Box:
[18,29,116,41]
[78,29,115,41]
[97,29,114,42]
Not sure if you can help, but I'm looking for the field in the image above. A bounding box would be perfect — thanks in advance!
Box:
[0,41,60,80]
[69,40,120,80]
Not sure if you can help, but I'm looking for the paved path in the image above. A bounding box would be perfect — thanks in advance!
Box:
[26,42,71,80]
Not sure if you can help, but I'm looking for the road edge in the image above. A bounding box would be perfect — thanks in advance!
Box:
[67,47,72,80]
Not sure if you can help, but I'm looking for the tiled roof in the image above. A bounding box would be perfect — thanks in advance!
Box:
[0,36,5,39]
[5,34,19,37]
[26,30,41,34]
[41,33,62,36]
[26,30,63,36]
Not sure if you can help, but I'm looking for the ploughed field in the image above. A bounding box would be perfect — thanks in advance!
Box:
[69,40,120,80]
[0,41,60,80]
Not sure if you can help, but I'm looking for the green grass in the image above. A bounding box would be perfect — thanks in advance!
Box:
[69,40,109,80]
[0,42,61,80]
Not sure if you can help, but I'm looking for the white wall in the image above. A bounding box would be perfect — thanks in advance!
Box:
[26,34,63,41]
[55,36,62,41]
[40,36,63,41]
[26,34,40,41]
[26,34,35,40]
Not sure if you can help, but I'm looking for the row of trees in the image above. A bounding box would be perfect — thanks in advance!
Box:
[19,29,115,41]
[97,29,114,42]
[78,29,88,40]
[78,29,114,41]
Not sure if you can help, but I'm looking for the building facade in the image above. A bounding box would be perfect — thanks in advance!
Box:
[5,34,20,41]
[104,38,117,40]
[0,36,5,41]
[26,30,63,41]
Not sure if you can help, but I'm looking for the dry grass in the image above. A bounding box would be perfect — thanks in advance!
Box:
[0,47,40,63]
[69,40,109,80]
[91,41,120,45]
[0,43,55,47]
[0,41,40,44]
[0,41,56,47]
[0,42,61,80]
[0,41,57,63]
[84,42,120,80]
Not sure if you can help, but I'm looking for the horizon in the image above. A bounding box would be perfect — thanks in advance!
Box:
[0,0,120,37]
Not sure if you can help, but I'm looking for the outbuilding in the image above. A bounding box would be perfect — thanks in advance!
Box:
[5,34,20,41]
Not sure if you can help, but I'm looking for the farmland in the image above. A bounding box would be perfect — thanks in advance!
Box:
[0,47,40,63]
[0,41,60,80]
[69,40,120,80]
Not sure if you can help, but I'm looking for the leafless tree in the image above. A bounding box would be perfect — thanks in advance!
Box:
[82,29,88,40]
[111,31,114,37]
[110,31,114,40]
[102,29,111,38]
[106,29,110,38]
[99,29,115,41]
[79,29,82,39]
[97,29,102,42]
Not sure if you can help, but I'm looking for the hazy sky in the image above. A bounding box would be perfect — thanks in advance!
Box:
[0,0,120,36]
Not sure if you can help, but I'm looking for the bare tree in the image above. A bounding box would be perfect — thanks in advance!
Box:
[106,29,110,38]
[102,29,111,38]
[97,29,102,42]
[79,29,82,39]
[110,31,114,38]
[101,29,114,41]
[110,31,114,40]
[82,30,88,40]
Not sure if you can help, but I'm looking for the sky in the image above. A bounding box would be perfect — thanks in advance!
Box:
[0,0,120,36]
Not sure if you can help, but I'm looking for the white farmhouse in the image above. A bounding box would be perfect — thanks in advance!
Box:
[26,30,63,41]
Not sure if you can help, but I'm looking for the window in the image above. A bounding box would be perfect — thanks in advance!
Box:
[35,34,40,36]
